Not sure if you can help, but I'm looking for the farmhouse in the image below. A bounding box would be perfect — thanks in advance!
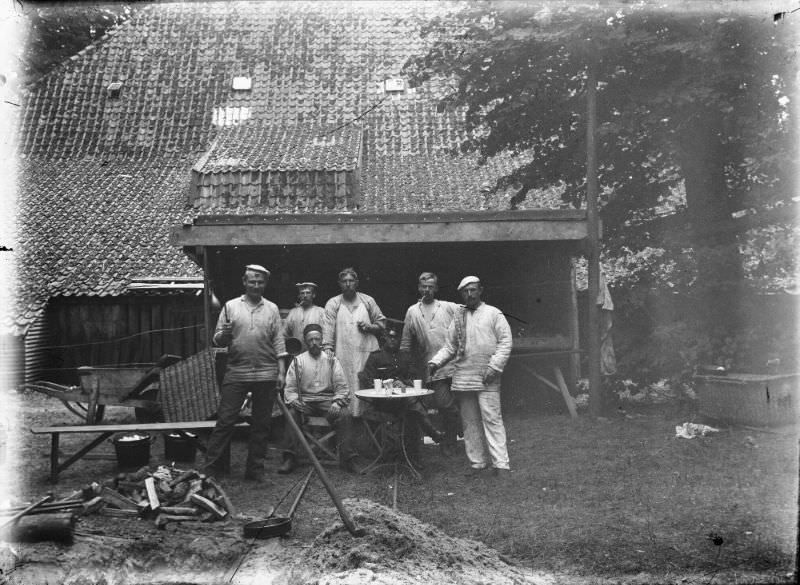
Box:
[10,1,589,397]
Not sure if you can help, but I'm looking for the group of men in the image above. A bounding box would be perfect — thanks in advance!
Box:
[202,264,513,482]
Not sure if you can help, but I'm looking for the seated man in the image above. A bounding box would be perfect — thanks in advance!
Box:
[359,325,444,445]
[280,324,358,474]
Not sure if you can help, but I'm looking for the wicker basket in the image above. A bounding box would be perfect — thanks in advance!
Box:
[159,348,220,422]
[694,373,799,427]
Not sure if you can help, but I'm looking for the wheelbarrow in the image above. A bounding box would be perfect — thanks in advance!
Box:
[23,355,182,424]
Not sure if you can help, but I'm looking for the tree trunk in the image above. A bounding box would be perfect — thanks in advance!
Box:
[676,107,743,333]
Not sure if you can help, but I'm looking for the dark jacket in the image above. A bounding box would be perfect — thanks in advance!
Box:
[358,348,420,389]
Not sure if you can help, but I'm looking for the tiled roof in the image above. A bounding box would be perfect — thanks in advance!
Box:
[194,123,363,173]
[13,1,567,333]
[10,158,201,335]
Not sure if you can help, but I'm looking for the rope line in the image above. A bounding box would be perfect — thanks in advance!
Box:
[33,324,203,351]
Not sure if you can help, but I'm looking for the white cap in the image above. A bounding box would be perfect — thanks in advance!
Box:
[457,276,480,291]
[295,282,318,289]
[245,264,270,277]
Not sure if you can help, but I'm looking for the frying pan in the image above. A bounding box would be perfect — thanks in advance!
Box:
[243,468,314,539]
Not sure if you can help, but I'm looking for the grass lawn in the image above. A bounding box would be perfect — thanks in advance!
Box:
[278,400,798,581]
[12,390,798,582]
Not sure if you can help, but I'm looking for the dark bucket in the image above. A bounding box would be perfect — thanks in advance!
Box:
[164,432,197,462]
[113,434,151,469]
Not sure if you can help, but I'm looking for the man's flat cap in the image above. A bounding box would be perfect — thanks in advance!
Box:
[245,264,270,276]
[457,276,481,291]
[303,323,323,337]
[295,282,318,289]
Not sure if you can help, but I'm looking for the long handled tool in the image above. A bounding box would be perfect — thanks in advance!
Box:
[243,468,314,539]
[0,495,54,531]
[275,396,364,537]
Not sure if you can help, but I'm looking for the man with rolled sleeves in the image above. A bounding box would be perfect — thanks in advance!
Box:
[204,264,287,482]
[279,323,358,474]
[428,276,513,477]
[283,282,325,353]
[401,271,462,456]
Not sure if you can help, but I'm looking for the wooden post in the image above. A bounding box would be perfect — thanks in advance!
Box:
[586,64,604,417]
[568,259,581,392]
[201,246,212,348]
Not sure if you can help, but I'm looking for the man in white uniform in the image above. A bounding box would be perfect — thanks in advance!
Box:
[322,267,386,416]
[283,282,325,353]
[401,271,462,455]
[428,276,513,477]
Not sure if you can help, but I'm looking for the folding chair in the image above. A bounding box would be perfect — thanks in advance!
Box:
[302,415,338,464]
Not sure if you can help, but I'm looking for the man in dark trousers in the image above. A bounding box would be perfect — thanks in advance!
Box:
[279,323,358,474]
[360,325,444,444]
[203,264,286,482]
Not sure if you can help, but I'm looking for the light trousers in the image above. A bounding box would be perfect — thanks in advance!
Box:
[456,390,510,469]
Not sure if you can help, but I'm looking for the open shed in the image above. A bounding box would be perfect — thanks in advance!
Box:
[174,209,588,404]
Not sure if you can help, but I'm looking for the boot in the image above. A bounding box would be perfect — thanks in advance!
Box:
[420,415,444,444]
[277,452,296,475]
[441,413,461,456]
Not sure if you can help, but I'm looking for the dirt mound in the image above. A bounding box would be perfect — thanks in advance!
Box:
[286,498,553,585]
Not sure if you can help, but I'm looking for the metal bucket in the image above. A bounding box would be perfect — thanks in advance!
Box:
[164,432,197,462]
[112,433,151,469]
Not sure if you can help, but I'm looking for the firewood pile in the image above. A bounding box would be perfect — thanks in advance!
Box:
[83,465,235,529]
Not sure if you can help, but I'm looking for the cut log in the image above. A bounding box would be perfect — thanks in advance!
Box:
[2,512,76,543]
[100,487,139,511]
[159,506,199,516]
[204,477,235,517]
[132,466,151,481]
[117,480,145,492]
[1,500,83,515]
[81,497,105,516]
[168,470,199,487]
[181,479,204,504]
[189,494,227,519]
[99,508,139,518]
[144,477,160,511]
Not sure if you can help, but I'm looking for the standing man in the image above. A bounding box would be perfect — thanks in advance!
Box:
[428,276,513,477]
[283,282,326,353]
[280,324,358,474]
[323,267,385,417]
[204,264,286,482]
[401,271,462,456]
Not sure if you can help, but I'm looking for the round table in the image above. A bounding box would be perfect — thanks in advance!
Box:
[354,388,433,478]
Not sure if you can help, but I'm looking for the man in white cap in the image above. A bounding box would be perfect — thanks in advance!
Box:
[204,264,287,482]
[283,282,325,353]
[428,276,513,477]
[401,271,462,456]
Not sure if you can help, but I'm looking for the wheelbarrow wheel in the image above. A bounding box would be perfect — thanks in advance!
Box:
[89,404,106,424]
[134,388,163,423]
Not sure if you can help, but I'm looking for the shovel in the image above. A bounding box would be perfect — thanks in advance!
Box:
[275,395,364,536]
[243,468,314,539]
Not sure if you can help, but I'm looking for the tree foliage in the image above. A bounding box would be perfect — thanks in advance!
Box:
[16,3,135,87]
[404,1,798,296]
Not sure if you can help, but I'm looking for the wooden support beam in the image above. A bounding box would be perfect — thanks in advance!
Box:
[553,366,578,419]
[518,363,577,419]
[172,218,589,247]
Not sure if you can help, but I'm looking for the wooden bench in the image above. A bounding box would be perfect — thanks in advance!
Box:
[30,421,249,483]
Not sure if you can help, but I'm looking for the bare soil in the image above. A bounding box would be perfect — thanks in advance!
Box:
[2,388,796,585]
